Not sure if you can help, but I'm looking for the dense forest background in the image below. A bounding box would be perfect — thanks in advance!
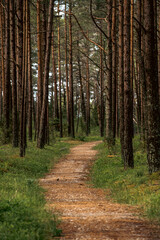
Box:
[0,0,160,174]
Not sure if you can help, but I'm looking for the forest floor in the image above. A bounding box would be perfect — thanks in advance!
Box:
[40,141,160,240]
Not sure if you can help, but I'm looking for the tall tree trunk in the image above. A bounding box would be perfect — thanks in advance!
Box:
[4,0,10,142]
[37,0,43,137]
[52,6,59,121]
[10,0,18,147]
[106,0,113,144]
[140,0,147,144]
[130,0,134,138]
[58,0,63,138]
[37,0,54,148]
[119,0,124,160]
[144,0,160,173]
[123,0,134,168]
[135,0,142,135]
[112,0,117,143]
[20,0,28,156]
[77,39,86,123]
[28,1,32,141]
[86,35,90,136]
[17,0,23,115]
[100,27,104,137]
[0,2,5,114]
[65,0,70,136]
[69,0,75,138]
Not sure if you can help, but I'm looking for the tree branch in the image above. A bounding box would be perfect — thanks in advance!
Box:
[90,0,109,40]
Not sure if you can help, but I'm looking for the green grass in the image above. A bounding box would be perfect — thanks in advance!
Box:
[0,141,71,240]
[91,137,160,222]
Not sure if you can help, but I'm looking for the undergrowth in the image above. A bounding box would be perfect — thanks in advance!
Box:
[0,141,71,240]
[91,136,160,222]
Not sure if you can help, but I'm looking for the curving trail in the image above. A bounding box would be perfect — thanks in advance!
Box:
[40,142,160,240]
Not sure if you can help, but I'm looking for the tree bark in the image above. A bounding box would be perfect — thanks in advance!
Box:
[65,0,70,136]
[69,0,75,138]
[112,0,117,143]
[144,0,160,173]
[4,0,10,142]
[28,1,33,141]
[37,0,54,148]
[119,0,124,160]
[86,34,90,136]
[10,0,18,147]
[16,0,23,114]
[58,0,63,138]
[123,0,134,168]
[37,0,43,137]
[106,0,113,144]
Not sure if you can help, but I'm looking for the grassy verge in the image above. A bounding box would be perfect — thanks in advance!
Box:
[0,141,71,240]
[91,137,160,222]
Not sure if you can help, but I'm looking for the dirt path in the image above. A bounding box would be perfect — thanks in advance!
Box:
[40,142,160,240]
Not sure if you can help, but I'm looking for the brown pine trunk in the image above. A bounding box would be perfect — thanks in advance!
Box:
[106,0,113,144]
[0,61,1,121]
[52,13,59,120]
[69,0,74,138]
[130,0,134,138]
[144,0,160,173]
[37,0,54,148]
[77,39,86,123]
[58,0,63,138]
[123,0,134,168]
[41,0,47,70]
[86,36,90,136]
[135,0,142,135]
[37,0,43,137]
[0,2,5,114]
[65,0,70,136]
[4,0,10,142]
[100,28,104,137]
[28,1,32,141]
[16,0,23,114]
[112,0,117,143]
[20,0,28,156]
[119,0,124,160]
[10,0,18,147]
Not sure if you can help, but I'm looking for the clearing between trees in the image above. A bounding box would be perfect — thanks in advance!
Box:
[40,141,160,240]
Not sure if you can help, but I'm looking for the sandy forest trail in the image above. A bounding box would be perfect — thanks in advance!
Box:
[40,142,160,240]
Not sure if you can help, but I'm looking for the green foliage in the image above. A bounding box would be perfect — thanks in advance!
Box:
[91,137,160,222]
[0,141,70,240]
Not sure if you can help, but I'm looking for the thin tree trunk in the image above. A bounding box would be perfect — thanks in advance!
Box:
[4,0,10,142]
[58,0,63,138]
[130,0,134,138]
[37,0,54,148]
[10,0,18,147]
[77,40,86,123]
[119,0,124,160]
[37,0,43,137]
[28,1,32,141]
[69,0,75,138]
[20,0,27,156]
[106,0,113,144]
[52,19,59,120]
[65,0,70,136]
[0,2,5,114]
[86,34,90,136]
[17,0,23,114]
[100,27,104,137]
[112,0,117,143]
[123,0,134,168]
